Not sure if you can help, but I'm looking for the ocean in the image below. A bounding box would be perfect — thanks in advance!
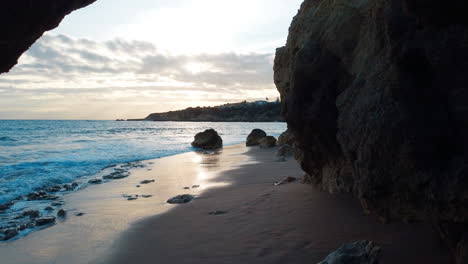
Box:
[0,120,285,212]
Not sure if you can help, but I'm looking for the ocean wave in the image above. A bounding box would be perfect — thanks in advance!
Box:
[0,136,17,142]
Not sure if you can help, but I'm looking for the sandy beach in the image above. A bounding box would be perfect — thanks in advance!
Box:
[0,144,451,263]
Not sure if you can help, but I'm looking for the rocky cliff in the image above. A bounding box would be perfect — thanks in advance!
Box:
[0,0,97,73]
[143,101,282,122]
[274,0,468,261]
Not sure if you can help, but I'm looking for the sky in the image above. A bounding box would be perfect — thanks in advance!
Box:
[0,0,303,120]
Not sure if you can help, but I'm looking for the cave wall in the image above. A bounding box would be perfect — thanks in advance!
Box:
[274,0,468,261]
[0,0,97,73]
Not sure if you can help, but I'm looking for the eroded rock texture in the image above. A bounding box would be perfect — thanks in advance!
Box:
[0,0,97,73]
[275,0,468,260]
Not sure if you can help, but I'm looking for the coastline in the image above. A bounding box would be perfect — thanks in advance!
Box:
[0,143,451,263]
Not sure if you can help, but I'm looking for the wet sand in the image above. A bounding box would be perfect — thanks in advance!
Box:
[105,146,451,264]
[0,144,451,263]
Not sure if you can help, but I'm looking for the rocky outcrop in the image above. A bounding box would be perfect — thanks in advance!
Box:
[318,241,380,264]
[0,0,97,74]
[276,144,294,157]
[143,101,282,122]
[166,194,195,204]
[277,129,294,146]
[191,129,223,150]
[246,129,267,146]
[259,136,277,148]
[274,0,468,260]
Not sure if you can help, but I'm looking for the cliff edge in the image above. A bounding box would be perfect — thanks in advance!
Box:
[0,0,97,73]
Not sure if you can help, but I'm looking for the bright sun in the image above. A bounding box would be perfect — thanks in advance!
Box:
[184,62,210,74]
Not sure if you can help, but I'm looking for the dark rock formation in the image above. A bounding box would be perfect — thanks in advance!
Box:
[246,129,267,146]
[140,179,155,184]
[0,201,14,212]
[166,194,195,204]
[0,0,97,74]
[88,179,102,184]
[35,216,56,226]
[142,101,282,122]
[259,136,277,148]
[21,210,40,218]
[276,144,294,157]
[0,228,19,241]
[27,191,59,201]
[57,209,66,217]
[277,129,294,146]
[191,129,223,150]
[275,0,468,260]
[318,240,380,264]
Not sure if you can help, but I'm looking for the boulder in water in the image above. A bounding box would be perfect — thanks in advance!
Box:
[191,129,222,150]
[318,240,381,264]
[259,136,277,148]
[167,194,195,204]
[35,216,56,226]
[246,129,267,146]
[276,144,294,157]
[277,129,294,146]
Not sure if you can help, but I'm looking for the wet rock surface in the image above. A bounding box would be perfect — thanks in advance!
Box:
[27,192,59,201]
[277,129,294,146]
[35,216,56,226]
[191,129,223,150]
[88,179,102,184]
[208,211,228,216]
[57,209,66,217]
[140,179,155,184]
[246,129,267,146]
[167,194,195,204]
[103,170,129,180]
[0,228,19,241]
[276,144,294,157]
[274,0,468,259]
[318,240,380,264]
[0,202,14,212]
[259,136,277,148]
[274,176,297,186]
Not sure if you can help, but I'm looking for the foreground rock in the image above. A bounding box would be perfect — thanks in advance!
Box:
[57,209,66,217]
[259,136,277,148]
[246,129,267,146]
[35,216,56,226]
[274,176,297,186]
[277,129,294,146]
[140,179,155,184]
[166,194,195,204]
[27,191,58,201]
[0,201,14,212]
[276,144,294,157]
[88,179,102,184]
[191,129,222,150]
[0,228,18,241]
[103,170,129,180]
[274,0,468,259]
[318,241,380,264]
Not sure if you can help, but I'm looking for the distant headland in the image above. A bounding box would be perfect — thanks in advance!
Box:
[121,100,283,122]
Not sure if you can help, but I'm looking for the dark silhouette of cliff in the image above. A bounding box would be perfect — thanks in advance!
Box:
[142,101,282,122]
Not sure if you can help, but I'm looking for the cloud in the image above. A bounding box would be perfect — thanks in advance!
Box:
[0,33,279,119]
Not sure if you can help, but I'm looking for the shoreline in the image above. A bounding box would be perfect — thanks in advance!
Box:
[0,143,452,263]
[0,139,271,241]
[0,144,258,263]
[102,146,451,264]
